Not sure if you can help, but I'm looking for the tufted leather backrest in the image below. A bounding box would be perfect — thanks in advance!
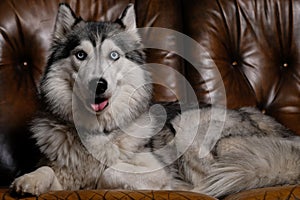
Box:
[184,0,300,134]
[0,0,299,187]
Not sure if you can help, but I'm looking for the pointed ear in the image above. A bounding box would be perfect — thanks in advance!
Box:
[53,4,78,40]
[119,4,137,31]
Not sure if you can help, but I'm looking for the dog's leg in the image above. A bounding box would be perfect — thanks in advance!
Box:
[99,152,175,190]
[11,166,62,196]
[99,161,174,190]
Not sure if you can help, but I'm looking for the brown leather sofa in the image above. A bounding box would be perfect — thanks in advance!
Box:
[1,0,300,199]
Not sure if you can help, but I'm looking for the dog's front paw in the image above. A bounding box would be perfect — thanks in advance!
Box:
[10,166,57,196]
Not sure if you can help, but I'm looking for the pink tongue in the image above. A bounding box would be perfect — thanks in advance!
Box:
[91,100,108,112]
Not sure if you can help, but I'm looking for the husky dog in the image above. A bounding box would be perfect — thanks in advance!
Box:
[11,3,300,198]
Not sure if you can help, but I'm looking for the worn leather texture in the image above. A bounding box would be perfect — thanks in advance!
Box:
[224,185,300,200]
[0,0,299,199]
[0,189,217,200]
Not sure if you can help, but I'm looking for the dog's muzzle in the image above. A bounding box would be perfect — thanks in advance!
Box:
[88,78,109,112]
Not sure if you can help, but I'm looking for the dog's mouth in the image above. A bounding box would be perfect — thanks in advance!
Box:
[90,96,109,112]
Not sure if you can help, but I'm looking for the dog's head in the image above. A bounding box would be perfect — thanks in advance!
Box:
[40,4,152,132]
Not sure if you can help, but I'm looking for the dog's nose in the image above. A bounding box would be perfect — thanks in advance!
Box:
[89,78,107,95]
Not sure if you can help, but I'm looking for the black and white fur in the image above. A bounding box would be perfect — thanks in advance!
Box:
[11,3,300,198]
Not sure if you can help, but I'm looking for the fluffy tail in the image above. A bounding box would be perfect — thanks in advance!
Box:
[199,136,300,197]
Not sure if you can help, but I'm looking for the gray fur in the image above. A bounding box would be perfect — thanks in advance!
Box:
[171,107,299,197]
[10,3,300,198]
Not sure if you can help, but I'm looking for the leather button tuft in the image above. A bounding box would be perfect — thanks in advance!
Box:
[232,61,238,66]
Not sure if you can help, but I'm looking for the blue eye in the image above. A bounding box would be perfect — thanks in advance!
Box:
[75,50,87,61]
[109,51,120,61]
